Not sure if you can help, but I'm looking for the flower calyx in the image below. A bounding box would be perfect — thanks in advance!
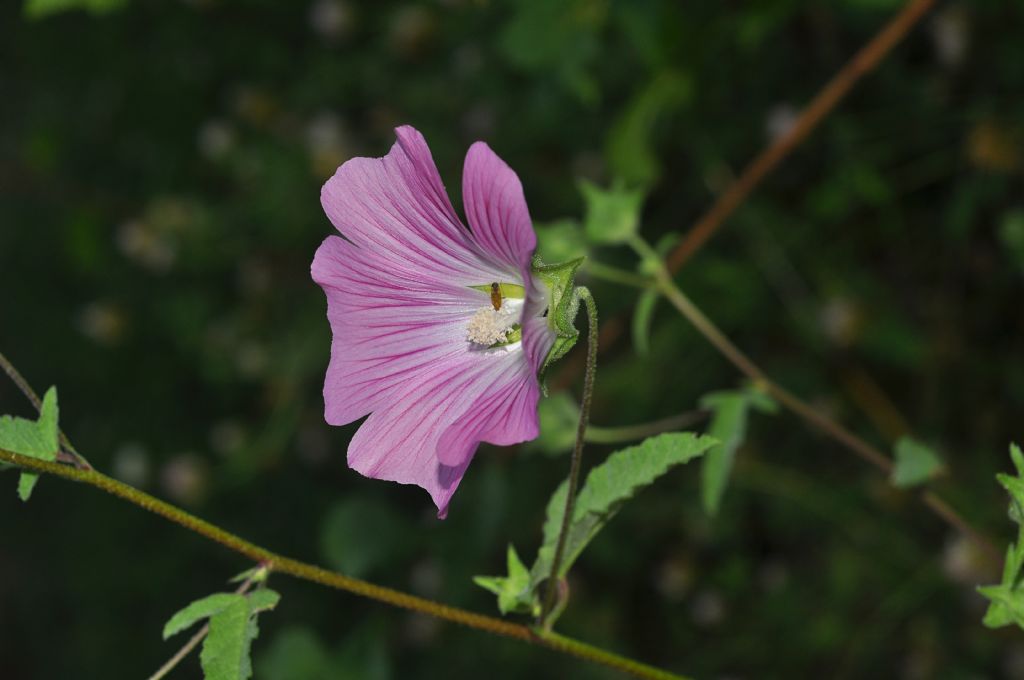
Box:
[532,255,585,391]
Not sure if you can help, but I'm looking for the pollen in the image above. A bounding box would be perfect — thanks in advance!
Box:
[467,300,520,346]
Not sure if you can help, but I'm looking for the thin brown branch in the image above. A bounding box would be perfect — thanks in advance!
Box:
[666,0,938,271]
[653,270,1001,566]
[0,447,689,680]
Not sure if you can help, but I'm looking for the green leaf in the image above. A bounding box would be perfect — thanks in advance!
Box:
[700,392,748,515]
[24,0,127,19]
[699,385,777,516]
[890,437,945,489]
[163,593,243,639]
[631,288,659,356]
[580,180,645,245]
[473,544,538,616]
[201,596,256,680]
[246,589,281,613]
[164,589,280,680]
[530,433,717,592]
[1011,442,1024,477]
[979,443,1024,630]
[0,386,60,501]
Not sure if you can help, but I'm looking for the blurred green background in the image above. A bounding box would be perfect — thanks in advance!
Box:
[2,0,1023,678]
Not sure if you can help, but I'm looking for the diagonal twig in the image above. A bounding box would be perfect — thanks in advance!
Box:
[666,0,938,271]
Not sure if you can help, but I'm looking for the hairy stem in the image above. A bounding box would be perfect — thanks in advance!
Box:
[585,261,653,289]
[0,447,687,680]
[644,259,999,564]
[542,287,598,627]
[587,410,707,445]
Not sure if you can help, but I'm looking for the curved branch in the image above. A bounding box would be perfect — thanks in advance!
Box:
[0,447,690,680]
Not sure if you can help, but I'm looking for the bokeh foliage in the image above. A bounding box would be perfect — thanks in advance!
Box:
[2,0,1023,678]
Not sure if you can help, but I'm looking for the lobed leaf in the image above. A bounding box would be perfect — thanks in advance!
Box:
[0,386,60,501]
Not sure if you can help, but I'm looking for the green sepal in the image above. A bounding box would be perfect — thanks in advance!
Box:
[532,255,585,390]
[472,544,539,616]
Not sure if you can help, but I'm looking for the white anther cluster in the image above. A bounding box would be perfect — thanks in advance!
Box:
[466,301,520,346]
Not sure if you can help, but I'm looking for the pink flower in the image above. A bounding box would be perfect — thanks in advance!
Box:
[312,126,555,517]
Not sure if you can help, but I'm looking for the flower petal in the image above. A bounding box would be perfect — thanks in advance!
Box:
[321,125,504,285]
[347,350,540,517]
[462,141,536,272]
[312,234,486,425]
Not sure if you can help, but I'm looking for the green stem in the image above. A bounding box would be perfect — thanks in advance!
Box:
[542,286,598,627]
[632,237,1000,565]
[587,410,707,445]
[0,446,685,680]
[585,261,653,289]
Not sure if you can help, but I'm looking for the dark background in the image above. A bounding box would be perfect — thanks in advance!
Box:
[1,0,1023,678]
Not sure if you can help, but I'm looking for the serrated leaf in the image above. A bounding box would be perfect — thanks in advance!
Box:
[0,386,60,501]
[530,433,716,594]
[631,288,659,356]
[201,596,255,680]
[165,589,280,680]
[163,593,243,639]
[473,545,537,615]
[890,437,945,489]
[579,179,645,245]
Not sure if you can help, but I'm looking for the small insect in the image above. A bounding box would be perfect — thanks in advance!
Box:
[490,282,502,311]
